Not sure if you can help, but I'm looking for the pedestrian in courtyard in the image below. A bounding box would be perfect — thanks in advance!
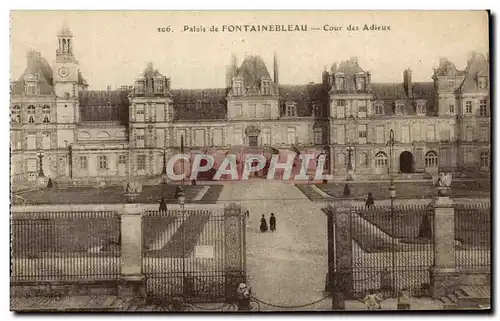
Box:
[159,196,167,212]
[245,210,250,219]
[260,215,268,233]
[269,213,276,232]
[365,192,375,208]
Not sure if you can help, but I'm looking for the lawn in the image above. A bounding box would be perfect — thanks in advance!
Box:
[317,180,490,200]
[12,185,223,205]
[357,204,491,247]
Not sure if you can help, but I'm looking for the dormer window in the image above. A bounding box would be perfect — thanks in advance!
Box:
[286,104,297,117]
[233,79,243,96]
[196,100,203,109]
[416,101,426,115]
[135,80,146,94]
[448,80,455,88]
[26,81,36,95]
[395,102,405,115]
[335,73,345,90]
[312,103,322,117]
[261,78,271,95]
[374,102,384,115]
[356,74,365,90]
[478,76,487,89]
[155,79,164,93]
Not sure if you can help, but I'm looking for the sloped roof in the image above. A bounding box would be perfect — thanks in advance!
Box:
[171,88,228,121]
[434,58,466,77]
[460,52,489,92]
[79,90,130,122]
[372,82,436,116]
[11,50,54,95]
[279,84,329,117]
[235,55,271,89]
[330,58,367,92]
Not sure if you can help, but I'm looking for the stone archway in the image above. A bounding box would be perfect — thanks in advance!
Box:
[399,151,414,173]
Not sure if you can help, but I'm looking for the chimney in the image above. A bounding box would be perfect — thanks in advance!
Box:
[107,85,111,91]
[403,69,413,99]
[166,78,171,90]
[273,52,279,84]
[322,68,330,87]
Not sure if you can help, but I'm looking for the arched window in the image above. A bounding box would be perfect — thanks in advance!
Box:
[480,152,490,168]
[425,151,438,167]
[375,152,388,168]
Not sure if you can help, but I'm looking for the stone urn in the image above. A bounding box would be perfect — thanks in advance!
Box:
[122,178,143,203]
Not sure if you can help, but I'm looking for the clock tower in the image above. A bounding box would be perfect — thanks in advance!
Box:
[53,23,80,128]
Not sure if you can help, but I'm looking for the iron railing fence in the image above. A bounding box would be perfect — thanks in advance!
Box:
[142,208,241,302]
[454,203,491,269]
[11,211,121,282]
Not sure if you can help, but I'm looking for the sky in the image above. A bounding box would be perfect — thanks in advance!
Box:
[10,11,489,90]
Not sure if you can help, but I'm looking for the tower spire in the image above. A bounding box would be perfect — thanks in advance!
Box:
[273,52,279,84]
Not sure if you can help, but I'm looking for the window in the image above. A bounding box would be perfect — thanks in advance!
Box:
[27,159,37,173]
[358,152,368,167]
[336,125,345,144]
[480,152,489,168]
[336,153,345,169]
[233,128,243,145]
[479,99,488,116]
[416,103,426,115]
[465,101,472,114]
[155,80,164,93]
[136,105,145,122]
[213,129,223,146]
[427,124,435,141]
[262,80,270,94]
[287,128,296,145]
[195,129,205,147]
[262,129,271,146]
[42,104,50,123]
[233,104,242,118]
[440,148,449,166]
[98,156,108,170]
[249,104,257,118]
[312,104,322,117]
[263,104,271,118]
[177,129,187,147]
[376,126,385,143]
[375,103,384,115]
[358,125,367,142]
[80,156,88,169]
[136,129,145,148]
[42,132,51,149]
[400,125,410,143]
[26,132,36,150]
[448,104,455,114]
[358,100,367,113]
[448,80,454,88]
[118,155,127,164]
[136,81,145,94]
[27,105,36,123]
[356,76,365,90]
[26,81,36,95]
[395,103,405,115]
[478,76,487,89]
[11,105,21,123]
[479,127,488,142]
[336,76,345,90]
[286,104,296,117]
[337,100,346,118]
[465,126,473,142]
[233,81,243,96]
[137,155,146,171]
[314,128,323,145]
[425,151,438,168]
[375,152,388,168]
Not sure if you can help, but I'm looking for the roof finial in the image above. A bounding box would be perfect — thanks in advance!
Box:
[58,21,73,36]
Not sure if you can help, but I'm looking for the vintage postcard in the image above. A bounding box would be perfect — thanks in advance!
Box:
[10,10,491,312]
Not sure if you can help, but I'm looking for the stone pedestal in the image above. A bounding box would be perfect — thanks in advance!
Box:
[118,203,145,298]
[333,200,354,299]
[224,203,245,301]
[429,196,457,299]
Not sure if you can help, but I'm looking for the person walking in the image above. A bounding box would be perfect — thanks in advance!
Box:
[269,213,276,232]
[365,192,375,208]
[260,215,268,233]
[159,196,167,212]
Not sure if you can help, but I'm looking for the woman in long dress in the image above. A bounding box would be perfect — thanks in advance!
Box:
[260,215,268,233]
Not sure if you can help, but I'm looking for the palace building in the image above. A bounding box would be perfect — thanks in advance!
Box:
[10,25,490,186]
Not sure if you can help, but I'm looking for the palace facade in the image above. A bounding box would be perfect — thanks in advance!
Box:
[10,25,491,186]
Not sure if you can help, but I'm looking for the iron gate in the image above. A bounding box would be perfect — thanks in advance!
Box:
[328,202,434,299]
[142,204,246,302]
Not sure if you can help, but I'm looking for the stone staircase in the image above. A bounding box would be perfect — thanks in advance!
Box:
[440,286,490,310]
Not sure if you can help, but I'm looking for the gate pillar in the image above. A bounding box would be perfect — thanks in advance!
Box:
[333,200,354,299]
[224,203,245,301]
[429,194,458,299]
[118,203,145,298]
